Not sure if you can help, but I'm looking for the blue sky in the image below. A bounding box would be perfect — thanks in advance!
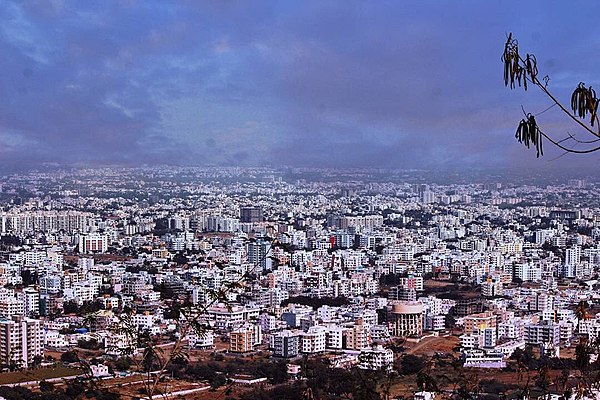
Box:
[1,0,600,169]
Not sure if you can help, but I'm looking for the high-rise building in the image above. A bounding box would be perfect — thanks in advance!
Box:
[20,288,40,318]
[240,206,263,223]
[358,344,394,371]
[568,179,586,189]
[40,275,62,294]
[566,245,581,266]
[248,239,272,272]
[388,286,417,302]
[272,330,300,358]
[0,297,24,318]
[525,322,560,346]
[563,245,582,278]
[463,311,497,335]
[0,316,43,368]
[229,324,261,353]
[78,233,108,253]
[481,276,503,297]
[421,190,436,204]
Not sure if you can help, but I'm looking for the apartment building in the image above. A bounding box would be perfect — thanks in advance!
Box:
[0,316,43,369]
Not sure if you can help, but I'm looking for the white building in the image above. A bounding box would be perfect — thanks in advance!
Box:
[0,316,44,368]
[44,330,68,349]
[301,326,326,354]
[90,364,110,377]
[20,288,40,318]
[462,349,506,368]
[0,297,24,318]
[358,344,394,371]
[188,330,214,349]
[78,233,109,254]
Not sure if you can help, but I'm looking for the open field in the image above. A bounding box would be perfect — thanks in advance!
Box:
[404,335,460,356]
[0,366,83,385]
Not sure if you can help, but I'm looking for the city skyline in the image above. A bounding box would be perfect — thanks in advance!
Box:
[0,165,596,396]
[2,1,600,169]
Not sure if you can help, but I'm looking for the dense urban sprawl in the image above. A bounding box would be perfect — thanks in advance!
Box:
[0,166,598,399]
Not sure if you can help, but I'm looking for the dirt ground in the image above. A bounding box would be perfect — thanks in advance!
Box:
[424,280,456,289]
[404,335,460,356]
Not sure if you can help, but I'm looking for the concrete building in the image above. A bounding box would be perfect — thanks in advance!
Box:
[0,297,24,319]
[78,233,108,254]
[343,321,372,350]
[387,302,424,337]
[301,326,326,353]
[240,206,263,223]
[0,316,43,369]
[463,311,497,335]
[20,288,40,318]
[358,344,393,371]
[525,322,560,346]
[188,330,214,349]
[272,330,300,358]
[230,324,261,353]
[481,277,503,297]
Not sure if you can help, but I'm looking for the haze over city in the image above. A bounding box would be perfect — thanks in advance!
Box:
[2,1,600,170]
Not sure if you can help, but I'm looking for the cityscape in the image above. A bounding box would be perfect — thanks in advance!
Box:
[3,1,600,399]
[0,166,596,398]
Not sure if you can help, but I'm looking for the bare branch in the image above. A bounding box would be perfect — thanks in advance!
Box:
[503,33,600,156]
[539,129,600,154]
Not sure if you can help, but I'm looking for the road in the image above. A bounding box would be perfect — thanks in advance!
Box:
[4,372,84,388]
[140,385,211,399]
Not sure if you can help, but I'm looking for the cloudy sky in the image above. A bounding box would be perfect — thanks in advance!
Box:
[1,0,600,169]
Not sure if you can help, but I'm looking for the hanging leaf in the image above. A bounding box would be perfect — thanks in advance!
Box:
[502,33,521,89]
[515,114,543,157]
[502,34,537,91]
[571,82,599,126]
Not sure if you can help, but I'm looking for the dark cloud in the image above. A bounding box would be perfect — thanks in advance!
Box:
[1,1,600,169]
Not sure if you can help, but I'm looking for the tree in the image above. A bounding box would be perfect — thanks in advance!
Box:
[576,300,590,321]
[172,252,188,265]
[445,314,457,330]
[535,361,551,396]
[252,359,288,384]
[39,380,55,393]
[417,371,439,392]
[61,351,79,364]
[209,373,227,389]
[32,354,43,369]
[78,338,101,350]
[21,270,38,286]
[64,377,90,399]
[399,354,426,375]
[113,357,131,371]
[576,340,591,372]
[502,33,600,156]
[576,300,590,334]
